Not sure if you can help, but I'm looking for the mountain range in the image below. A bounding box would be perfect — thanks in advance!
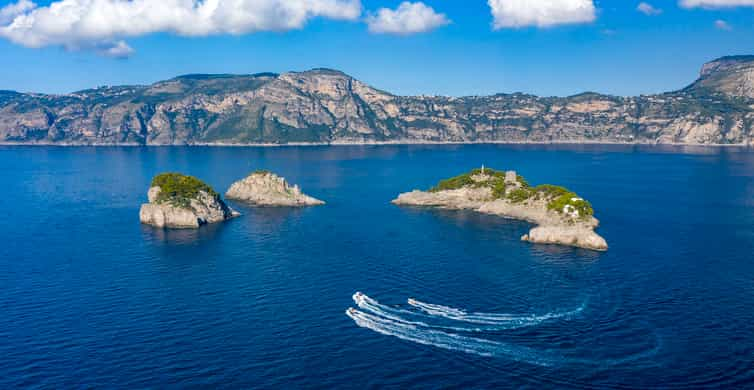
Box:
[2,56,754,145]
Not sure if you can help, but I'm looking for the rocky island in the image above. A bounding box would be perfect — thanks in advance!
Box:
[225,171,324,207]
[393,168,608,251]
[140,173,239,228]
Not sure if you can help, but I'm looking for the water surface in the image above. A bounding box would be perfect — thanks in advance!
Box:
[1,144,753,388]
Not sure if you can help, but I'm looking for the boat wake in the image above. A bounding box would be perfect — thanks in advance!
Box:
[346,292,659,367]
[346,307,560,366]
[407,297,586,325]
[353,292,583,331]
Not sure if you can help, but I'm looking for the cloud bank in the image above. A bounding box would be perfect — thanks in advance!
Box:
[488,0,596,29]
[0,0,363,57]
[0,0,35,25]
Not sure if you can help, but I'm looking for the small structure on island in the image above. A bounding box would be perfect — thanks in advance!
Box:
[225,170,325,207]
[140,173,239,229]
[392,167,607,251]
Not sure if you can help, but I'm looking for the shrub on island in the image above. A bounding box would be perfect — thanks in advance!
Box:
[150,173,219,209]
[504,183,594,220]
[430,168,510,196]
[427,168,593,220]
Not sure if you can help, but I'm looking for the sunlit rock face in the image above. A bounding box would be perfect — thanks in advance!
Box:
[2,57,754,146]
[225,171,324,207]
[139,175,239,229]
[692,56,754,99]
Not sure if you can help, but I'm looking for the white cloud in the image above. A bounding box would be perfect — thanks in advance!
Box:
[0,0,362,57]
[366,2,449,35]
[715,19,732,30]
[98,40,134,58]
[488,0,596,29]
[680,0,754,8]
[0,0,35,24]
[637,2,662,15]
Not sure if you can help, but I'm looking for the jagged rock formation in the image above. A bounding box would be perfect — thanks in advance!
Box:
[1,56,754,145]
[140,173,239,228]
[225,171,324,207]
[392,168,608,251]
[689,55,754,99]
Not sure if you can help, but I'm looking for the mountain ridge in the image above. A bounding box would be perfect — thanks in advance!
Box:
[1,56,753,146]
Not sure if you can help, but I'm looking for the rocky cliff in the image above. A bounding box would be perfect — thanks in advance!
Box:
[689,55,754,99]
[225,171,324,207]
[2,57,754,145]
[140,173,239,229]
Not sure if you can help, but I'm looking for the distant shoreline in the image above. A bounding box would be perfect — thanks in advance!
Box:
[0,140,752,148]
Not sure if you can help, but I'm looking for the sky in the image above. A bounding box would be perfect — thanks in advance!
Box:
[0,0,753,97]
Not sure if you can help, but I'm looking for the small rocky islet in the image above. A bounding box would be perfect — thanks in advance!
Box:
[392,167,608,251]
[140,171,323,229]
[139,173,240,229]
[225,170,324,207]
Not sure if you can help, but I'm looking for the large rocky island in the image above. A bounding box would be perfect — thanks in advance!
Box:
[393,168,608,251]
[226,171,324,207]
[1,56,754,145]
[140,173,239,229]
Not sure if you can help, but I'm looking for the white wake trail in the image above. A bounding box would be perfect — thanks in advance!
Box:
[352,293,488,332]
[347,295,658,367]
[345,308,559,366]
[407,297,586,325]
[353,292,584,330]
[353,293,543,331]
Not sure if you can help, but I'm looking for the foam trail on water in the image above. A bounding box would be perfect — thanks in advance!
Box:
[347,296,660,368]
[345,308,559,366]
[353,293,546,331]
[352,293,489,332]
[407,297,586,325]
[354,292,584,330]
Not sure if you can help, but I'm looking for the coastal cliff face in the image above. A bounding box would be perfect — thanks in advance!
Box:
[2,56,754,145]
[140,174,239,229]
[225,171,324,207]
[690,55,754,99]
[392,169,608,251]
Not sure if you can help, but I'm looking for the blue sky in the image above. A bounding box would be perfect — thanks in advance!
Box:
[0,0,753,97]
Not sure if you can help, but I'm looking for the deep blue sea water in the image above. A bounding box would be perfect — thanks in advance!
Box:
[1,144,754,389]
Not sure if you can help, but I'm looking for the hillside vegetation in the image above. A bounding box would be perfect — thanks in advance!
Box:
[430,168,594,219]
[1,57,754,145]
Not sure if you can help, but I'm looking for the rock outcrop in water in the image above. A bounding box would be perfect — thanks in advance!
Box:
[1,56,754,145]
[225,171,324,207]
[140,173,239,228]
[392,168,608,251]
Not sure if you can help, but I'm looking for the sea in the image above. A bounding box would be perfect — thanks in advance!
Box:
[1,144,753,389]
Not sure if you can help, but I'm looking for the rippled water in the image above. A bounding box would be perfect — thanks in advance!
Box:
[1,144,753,389]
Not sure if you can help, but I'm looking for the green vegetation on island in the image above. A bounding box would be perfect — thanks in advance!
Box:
[150,173,219,208]
[428,168,593,219]
[430,168,518,198]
